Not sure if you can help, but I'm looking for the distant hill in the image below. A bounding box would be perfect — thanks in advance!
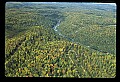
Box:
[5,2,116,77]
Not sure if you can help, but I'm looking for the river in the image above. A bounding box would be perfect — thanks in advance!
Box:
[52,20,111,54]
[53,19,74,42]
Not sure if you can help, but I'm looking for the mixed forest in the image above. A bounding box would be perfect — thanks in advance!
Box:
[5,2,116,78]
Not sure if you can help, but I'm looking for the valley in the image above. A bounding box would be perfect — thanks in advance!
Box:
[5,2,116,78]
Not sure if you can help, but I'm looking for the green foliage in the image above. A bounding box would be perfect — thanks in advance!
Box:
[5,3,64,38]
[57,10,116,54]
[5,26,116,78]
[5,2,116,78]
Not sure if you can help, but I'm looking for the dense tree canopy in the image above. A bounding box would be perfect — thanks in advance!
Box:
[5,2,116,78]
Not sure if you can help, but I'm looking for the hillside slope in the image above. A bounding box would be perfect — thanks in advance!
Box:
[5,2,116,78]
[5,26,116,77]
[57,11,116,54]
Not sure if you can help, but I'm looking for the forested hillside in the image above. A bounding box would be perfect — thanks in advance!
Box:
[57,6,116,54]
[5,2,116,78]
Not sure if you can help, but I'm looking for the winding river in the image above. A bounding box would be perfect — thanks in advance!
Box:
[53,19,74,42]
[52,20,111,54]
